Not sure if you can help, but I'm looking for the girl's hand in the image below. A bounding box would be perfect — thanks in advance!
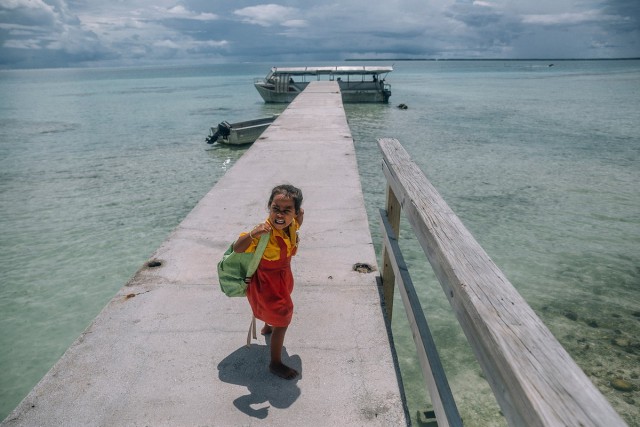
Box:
[233,221,271,253]
[251,221,272,238]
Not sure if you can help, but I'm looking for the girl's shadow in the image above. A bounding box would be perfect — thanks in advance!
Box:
[217,338,301,419]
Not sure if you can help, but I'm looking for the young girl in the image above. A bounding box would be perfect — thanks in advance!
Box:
[233,184,304,380]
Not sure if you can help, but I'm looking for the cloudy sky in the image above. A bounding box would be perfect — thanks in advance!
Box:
[0,0,638,68]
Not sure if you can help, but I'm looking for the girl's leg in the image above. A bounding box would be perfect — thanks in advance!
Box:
[269,326,299,379]
[261,323,273,335]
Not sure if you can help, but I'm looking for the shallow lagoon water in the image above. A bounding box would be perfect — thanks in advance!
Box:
[1,61,639,424]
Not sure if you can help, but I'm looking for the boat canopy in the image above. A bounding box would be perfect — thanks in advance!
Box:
[266,66,393,79]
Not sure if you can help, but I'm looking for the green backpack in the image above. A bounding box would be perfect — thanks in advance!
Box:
[217,233,269,297]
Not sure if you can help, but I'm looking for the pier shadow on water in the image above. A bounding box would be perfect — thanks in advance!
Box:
[217,341,301,419]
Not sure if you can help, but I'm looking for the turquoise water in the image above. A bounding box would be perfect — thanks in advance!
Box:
[1,61,639,424]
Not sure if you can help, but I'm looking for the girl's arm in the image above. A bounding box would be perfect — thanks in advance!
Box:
[233,220,272,253]
[296,208,304,227]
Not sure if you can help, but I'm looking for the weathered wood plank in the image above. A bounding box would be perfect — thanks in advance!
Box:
[381,185,401,319]
[377,138,626,427]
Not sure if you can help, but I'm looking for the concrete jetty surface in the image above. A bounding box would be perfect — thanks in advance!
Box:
[3,81,408,426]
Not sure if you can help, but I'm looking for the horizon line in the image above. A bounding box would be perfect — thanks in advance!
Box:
[345,57,640,61]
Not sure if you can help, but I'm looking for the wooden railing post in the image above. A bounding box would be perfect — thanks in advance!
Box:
[381,184,401,320]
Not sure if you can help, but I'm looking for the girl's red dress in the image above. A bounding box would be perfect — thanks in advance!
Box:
[243,220,299,327]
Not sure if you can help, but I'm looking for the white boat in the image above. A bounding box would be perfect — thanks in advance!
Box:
[254,66,392,103]
[205,116,277,145]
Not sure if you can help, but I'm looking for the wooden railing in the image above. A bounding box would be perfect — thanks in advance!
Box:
[377,138,626,427]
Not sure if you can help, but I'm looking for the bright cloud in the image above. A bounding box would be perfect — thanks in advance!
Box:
[522,10,614,25]
[473,1,496,8]
[154,5,218,21]
[233,4,305,27]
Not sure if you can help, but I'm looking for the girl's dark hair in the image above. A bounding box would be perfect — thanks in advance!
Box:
[268,184,303,213]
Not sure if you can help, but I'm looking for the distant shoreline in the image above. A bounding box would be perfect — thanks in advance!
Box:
[345,57,640,62]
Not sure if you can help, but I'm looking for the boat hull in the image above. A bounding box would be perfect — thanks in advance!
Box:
[254,83,303,103]
[206,116,276,145]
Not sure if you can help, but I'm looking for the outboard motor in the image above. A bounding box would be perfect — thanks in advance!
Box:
[205,121,232,144]
[205,128,219,144]
[218,121,232,137]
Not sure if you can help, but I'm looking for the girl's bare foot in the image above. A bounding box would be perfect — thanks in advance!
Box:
[261,324,273,335]
[269,362,299,380]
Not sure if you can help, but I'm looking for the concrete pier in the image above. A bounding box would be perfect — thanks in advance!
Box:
[3,82,408,426]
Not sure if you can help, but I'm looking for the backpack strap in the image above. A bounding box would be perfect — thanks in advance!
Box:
[289,222,297,247]
[246,315,257,347]
[246,232,269,279]
[244,233,268,347]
